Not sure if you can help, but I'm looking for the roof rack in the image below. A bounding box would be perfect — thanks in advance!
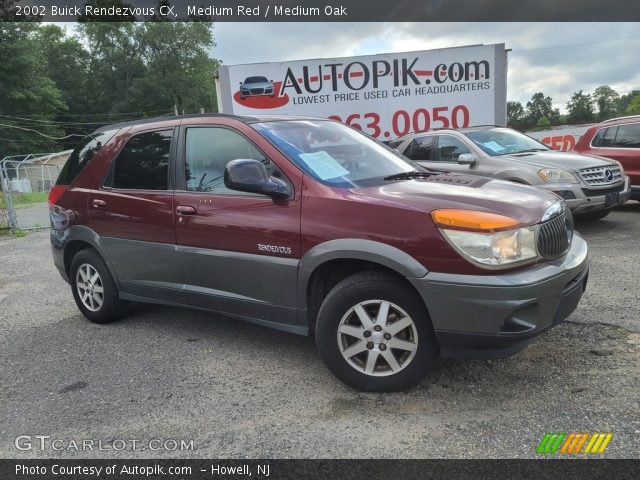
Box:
[94,113,255,133]
[598,114,640,125]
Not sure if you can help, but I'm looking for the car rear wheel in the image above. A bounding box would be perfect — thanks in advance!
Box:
[70,249,129,324]
[315,271,438,391]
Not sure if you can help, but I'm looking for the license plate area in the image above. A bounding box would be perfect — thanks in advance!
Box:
[605,191,619,207]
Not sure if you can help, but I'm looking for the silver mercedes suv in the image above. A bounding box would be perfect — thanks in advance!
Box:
[391,126,632,221]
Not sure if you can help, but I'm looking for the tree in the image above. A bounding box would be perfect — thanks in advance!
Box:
[36,25,92,149]
[0,23,66,157]
[627,95,640,115]
[526,92,559,126]
[592,85,620,120]
[619,90,640,116]
[566,90,595,124]
[129,21,218,114]
[507,101,525,128]
[536,116,551,128]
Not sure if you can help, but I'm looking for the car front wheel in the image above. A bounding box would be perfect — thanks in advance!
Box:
[315,271,438,391]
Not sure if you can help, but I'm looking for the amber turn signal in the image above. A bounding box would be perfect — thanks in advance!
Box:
[431,209,522,232]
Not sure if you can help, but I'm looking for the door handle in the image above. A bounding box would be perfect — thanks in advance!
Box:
[92,199,107,208]
[176,205,197,215]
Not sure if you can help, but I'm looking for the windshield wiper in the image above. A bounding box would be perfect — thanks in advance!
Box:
[383,170,438,181]
[513,148,548,154]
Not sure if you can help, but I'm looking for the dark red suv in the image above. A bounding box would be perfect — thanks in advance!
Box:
[574,115,640,200]
[50,114,589,391]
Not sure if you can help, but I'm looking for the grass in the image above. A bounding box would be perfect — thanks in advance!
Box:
[0,228,27,237]
[0,191,49,209]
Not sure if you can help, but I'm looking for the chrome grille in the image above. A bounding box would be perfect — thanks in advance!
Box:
[250,88,264,95]
[579,165,622,186]
[537,210,573,258]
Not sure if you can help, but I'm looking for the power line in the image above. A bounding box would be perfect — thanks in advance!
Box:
[513,34,640,53]
[0,114,116,126]
[0,123,85,140]
[3,109,176,118]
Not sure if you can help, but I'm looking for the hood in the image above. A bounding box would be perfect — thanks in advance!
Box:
[350,174,561,225]
[500,150,616,170]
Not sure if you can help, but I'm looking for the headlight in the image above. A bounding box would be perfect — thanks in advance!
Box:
[432,209,539,268]
[538,168,579,184]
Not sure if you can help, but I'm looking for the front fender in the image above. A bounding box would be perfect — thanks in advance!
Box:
[297,238,428,309]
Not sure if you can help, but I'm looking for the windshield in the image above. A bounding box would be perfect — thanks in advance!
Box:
[245,76,268,83]
[464,128,550,156]
[252,120,417,187]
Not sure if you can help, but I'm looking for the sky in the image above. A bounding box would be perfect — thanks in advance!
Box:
[213,22,640,114]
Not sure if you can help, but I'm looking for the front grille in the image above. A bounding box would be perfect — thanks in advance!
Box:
[250,88,264,95]
[537,210,573,258]
[579,165,622,186]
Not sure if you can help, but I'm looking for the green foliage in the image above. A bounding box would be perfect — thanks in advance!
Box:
[507,101,525,128]
[626,95,640,115]
[536,116,551,128]
[566,90,595,124]
[0,10,219,157]
[525,92,560,127]
[593,85,620,120]
[0,23,67,156]
[619,90,640,115]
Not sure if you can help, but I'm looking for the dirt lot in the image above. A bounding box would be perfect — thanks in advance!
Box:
[1,203,639,459]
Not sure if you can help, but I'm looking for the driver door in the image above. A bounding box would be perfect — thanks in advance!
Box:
[173,124,302,324]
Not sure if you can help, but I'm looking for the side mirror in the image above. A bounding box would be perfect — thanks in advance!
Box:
[269,79,274,82]
[239,81,242,85]
[457,153,477,165]
[224,159,290,199]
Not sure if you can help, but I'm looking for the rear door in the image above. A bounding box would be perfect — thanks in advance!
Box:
[173,122,302,326]
[596,123,640,187]
[90,128,183,303]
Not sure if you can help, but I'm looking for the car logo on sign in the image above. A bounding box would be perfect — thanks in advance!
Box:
[604,168,614,181]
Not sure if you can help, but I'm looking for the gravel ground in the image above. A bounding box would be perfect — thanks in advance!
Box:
[0,203,639,459]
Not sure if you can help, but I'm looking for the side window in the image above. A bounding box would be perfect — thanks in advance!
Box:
[436,135,470,162]
[185,127,270,194]
[57,129,118,185]
[408,136,434,161]
[111,130,172,190]
[600,127,618,148]
[613,123,640,148]
[591,127,607,147]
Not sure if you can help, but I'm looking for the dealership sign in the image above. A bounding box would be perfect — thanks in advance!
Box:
[527,124,594,151]
[216,44,507,139]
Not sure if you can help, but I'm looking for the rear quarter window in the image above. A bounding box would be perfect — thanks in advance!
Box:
[56,129,118,185]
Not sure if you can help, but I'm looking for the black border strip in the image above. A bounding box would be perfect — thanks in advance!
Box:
[3,0,640,22]
[2,459,640,480]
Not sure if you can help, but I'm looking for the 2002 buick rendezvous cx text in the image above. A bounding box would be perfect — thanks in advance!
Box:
[49,115,589,391]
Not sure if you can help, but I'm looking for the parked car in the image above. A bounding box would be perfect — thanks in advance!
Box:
[391,126,631,221]
[49,115,588,391]
[239,76,275,100]
[573,115,640,201]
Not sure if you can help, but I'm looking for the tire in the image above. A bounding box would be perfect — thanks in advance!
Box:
[574,209,611,222]
[315,271,438,392]
[70,248,129,324]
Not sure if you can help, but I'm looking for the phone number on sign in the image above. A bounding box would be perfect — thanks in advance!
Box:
[328,105,470,139]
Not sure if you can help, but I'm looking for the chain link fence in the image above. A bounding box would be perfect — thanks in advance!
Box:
[1,154,64,232]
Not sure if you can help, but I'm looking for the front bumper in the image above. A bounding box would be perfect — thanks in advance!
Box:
[409,234,589,359]
[545,176,631,214]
